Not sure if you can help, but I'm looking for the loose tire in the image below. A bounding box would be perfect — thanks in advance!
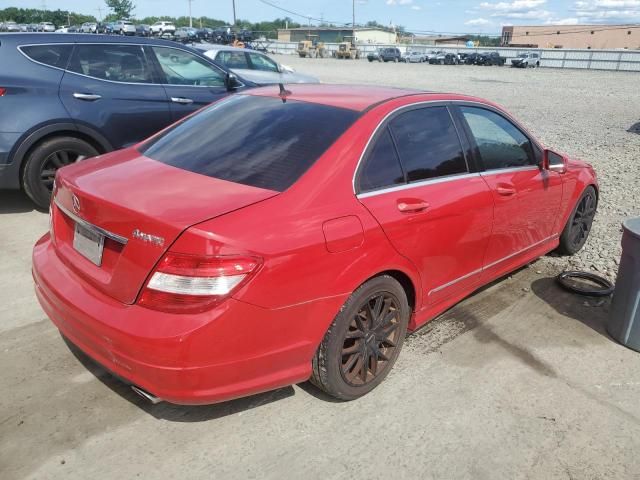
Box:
[557,186,597,255]
[23,136,99,210]
[311,275,410,401]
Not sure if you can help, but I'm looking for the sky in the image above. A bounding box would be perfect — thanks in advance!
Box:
[5,0,640,34]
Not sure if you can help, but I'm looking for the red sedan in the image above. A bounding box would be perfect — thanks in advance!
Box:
[32,85,598,405]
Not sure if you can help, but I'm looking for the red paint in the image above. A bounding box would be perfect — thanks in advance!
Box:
[32,85,598,404]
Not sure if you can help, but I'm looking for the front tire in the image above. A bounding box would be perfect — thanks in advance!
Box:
[311,275,410,401]
[557,186,597,255]
[22,137,99,210]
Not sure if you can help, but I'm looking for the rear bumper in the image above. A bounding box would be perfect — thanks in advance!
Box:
[33,234,346,405]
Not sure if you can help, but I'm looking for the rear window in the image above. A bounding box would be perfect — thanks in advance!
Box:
[140,95,359,192]
[20,44,72,69]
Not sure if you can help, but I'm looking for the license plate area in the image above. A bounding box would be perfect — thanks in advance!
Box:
[73,222,104,266]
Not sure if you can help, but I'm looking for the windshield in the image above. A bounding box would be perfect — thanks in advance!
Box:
[140,95,360,192]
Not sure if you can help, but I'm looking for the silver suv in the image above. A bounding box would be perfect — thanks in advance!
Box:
[113,20,136,36]
[511,52,540,68]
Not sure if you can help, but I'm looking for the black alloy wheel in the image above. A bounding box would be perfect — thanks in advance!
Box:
[557,186,597,255]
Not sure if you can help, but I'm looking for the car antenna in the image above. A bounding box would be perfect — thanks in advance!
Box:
[278,83,292,103]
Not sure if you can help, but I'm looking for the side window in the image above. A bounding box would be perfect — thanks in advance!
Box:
[547,151,564,166]
[217,51,250,69]
[20,44,73,69]
[460,107,535,169]
[152,47,225,87]
[247,52,279,72]
[389,106,468,182]
[358,128,404,193]
[68,44,153,83]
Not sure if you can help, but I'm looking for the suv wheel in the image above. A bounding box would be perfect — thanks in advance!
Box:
[311,275,410,401]
[23,137,99,210]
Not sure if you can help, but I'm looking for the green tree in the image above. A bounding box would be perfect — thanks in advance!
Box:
[105,0,134,20]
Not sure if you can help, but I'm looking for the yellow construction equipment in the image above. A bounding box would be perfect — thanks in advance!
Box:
[296,36,327,58]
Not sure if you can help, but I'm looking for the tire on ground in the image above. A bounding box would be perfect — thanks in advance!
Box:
[311,274,410,401]
[556,185,597,255]
[22,136,99,210]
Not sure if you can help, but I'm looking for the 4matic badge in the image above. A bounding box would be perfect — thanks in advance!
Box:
[132,229,165,247]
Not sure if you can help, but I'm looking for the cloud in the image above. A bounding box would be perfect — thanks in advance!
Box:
[411,5,422,9]
[546,17,580,24]
[571,0,640,21]
[478,0,547,11]
[386,0,414,5]
[465,17,491,25]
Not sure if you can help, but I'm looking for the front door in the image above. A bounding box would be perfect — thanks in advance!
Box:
[456,105,563,278]
[60,43,172,149]
[148,46,229,121]
[356,105,494,307]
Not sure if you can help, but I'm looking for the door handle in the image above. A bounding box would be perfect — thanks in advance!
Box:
[171,97,194,104]
[397,199,430,213]
[72,92,101,101]
[496,183,517,196]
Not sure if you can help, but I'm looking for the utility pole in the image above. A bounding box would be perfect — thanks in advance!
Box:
[352,0,356,44]
[232,0,236,26]
[188,0,193,28]
[96,6,103,21]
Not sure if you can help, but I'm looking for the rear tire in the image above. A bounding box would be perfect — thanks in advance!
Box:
[22,136,99,210]
[556,186,597,255]
[311,275,410,401]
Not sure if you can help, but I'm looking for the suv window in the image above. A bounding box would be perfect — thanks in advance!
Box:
[68,44,153,83]
[140,95,359,192]
[20,44,72,69]
[358,128,404,193]
[247,52,279,72]
[460,106,535,170]
[216,50,249,69]
[152,47,225,86]
[389,106,467,182]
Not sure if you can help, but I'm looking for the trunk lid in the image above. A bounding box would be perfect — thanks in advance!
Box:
[52,148,279,304]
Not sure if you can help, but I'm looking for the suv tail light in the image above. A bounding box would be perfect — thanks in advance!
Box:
[138,253,261,313]
[0,88,6,97]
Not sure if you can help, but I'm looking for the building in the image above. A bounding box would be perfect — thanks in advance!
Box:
[408,35,471,46]
[501,24,640,49]
[277,27,397,44]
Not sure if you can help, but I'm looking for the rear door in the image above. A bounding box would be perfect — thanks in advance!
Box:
[356,105,494,306]
[455,105,563,278]
[60,42,172,149]
[148,45,229,121]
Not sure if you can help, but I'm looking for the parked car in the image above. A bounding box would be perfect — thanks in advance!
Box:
[135,24,151,37]
[32,84,598,406]
[195,45,319,85]
[478,51,506,66]
[104,22,117,35]
[464,52,482,65]
[0,33,253,208]
[1,21,20,32]
[175,26,198,42]
[443,53,461,65]
[150,21,176,36]
[80,22,97,34]
[377,47,402,62]
[95,22,108,34]
[366,49,381,62]
[113,19,136,36]
[511,52,540,68]
[38,22,56,32]
[428,51,447,64]
[405,51,426,63]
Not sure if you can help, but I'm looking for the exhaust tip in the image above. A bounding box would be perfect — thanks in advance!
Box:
[131,385,163,404]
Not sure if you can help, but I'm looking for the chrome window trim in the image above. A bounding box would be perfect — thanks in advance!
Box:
[356,172,481,199]
[17,42,240,88]
[352,99,543,196]
[480,165,540,175]
[428,233,559,296]
[54,198,128,245]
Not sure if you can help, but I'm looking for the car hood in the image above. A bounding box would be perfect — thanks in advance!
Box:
[230,68,319,85]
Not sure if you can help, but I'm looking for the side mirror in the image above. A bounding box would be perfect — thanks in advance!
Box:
[543,149,567,174]
[225,73,240,91]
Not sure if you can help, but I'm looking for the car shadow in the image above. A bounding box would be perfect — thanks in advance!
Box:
[62,335,295,422]
[0,191,40,214]
[628,121,640,135]
[530,276,611,339]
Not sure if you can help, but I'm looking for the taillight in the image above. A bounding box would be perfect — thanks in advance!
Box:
[0,88,6,97]
[138,253,261,313]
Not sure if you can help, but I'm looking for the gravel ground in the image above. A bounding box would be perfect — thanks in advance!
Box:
[275,56,640,280]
